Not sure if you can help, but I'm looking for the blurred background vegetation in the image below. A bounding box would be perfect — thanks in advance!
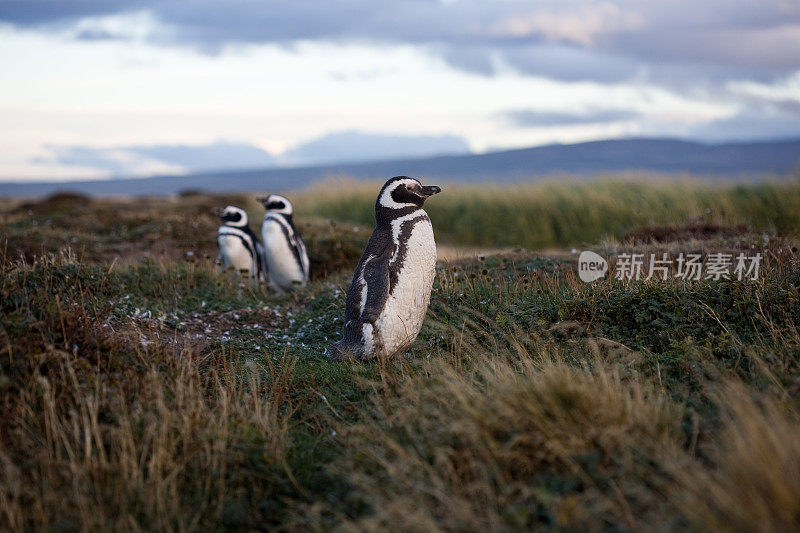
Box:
[295,177,800,248]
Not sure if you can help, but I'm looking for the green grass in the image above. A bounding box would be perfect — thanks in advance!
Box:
[295,178,800,249]
[2,185,800,531]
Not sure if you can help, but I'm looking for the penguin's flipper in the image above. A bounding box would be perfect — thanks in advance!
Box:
[283,217,310,281]
[295,237,310,282]
[359,251,392,324]
[255,241,269,283]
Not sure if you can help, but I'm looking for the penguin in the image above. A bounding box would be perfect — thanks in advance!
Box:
[217,205,268,281]
[332,176,441,360]
[258,194,310,293]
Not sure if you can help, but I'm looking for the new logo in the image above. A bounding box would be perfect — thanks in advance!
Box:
[578,251,608,282]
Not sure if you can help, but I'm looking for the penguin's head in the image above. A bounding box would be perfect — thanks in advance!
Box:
[219,205,248,227]
[258,194,293,216]
[377,176,441,212]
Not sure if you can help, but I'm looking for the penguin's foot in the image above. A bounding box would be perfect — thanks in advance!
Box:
[329,342,360,361]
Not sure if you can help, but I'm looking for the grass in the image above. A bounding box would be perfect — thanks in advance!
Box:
[1,181,800,531]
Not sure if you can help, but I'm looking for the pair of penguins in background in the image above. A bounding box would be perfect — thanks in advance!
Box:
[217,195,310,293]
[218,177,442,360]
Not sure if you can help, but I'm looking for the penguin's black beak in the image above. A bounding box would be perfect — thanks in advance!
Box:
[419,185,442,197]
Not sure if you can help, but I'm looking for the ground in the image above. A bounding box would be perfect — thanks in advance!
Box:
[1,185,799,531]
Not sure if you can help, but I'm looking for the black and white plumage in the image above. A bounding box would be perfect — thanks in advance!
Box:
[332,176,441,360]
[217,205,267,281]
[258,194,310,293]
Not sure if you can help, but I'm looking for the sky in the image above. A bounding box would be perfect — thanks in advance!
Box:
[1,0,799,181]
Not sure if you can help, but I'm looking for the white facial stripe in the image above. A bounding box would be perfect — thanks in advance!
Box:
[222,206,248,227]
[378,179,420,209]
[264,194,293,215]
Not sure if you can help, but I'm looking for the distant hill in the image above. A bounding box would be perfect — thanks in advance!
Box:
[2,138,799,197]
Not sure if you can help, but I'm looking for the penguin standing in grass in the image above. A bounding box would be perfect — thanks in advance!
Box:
[332,176,441,360]
[217,205,267,281]
[258,194,310,293]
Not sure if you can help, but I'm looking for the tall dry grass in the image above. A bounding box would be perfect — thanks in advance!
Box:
[676,384,800,532]
[0,251,296,531]
[328,360,682,531]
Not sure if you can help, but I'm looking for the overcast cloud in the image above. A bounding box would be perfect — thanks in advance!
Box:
[36,133,471,177]
[2,0,799,82]
[503,109,641,127]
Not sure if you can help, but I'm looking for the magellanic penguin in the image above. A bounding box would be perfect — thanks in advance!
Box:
[332,176,441,360]
[258,194,310,293]
[217,205,268,281]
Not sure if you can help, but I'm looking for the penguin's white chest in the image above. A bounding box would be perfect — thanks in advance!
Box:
[262,218,305,291]
[218,229,255,274]
[373,217,437,356]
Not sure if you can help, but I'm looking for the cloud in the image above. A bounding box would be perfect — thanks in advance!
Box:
[2,1,799,83]
[734,95,800,117]
[35,146,185,177]
[503,109,640,127]
[37,141,278,177]
[490,43,641,82]
[33,133,471,177]
[689,110,800,142]
[131,142,277,171]
[0,1,141,26]
[74,27,123,41]
[770,99,800,115]
[281,130,471,166]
